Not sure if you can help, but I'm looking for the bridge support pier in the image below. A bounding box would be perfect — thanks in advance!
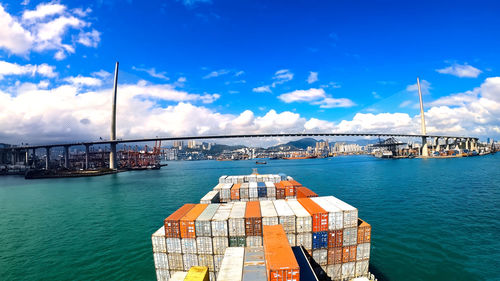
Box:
[45,147,50,170]
[445,138,450,151]
[109,143,117,170]
[434,137,440,153]
[25,150,29,165]
[11,149,15,164]
[421,136,429,157]
[64,146,70,169]
[465,138,470,151]
[32,149,36,168]
[85,144,90,170]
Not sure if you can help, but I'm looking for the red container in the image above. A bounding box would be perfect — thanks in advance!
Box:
[342,245,357,263]
[296,187,318,198]
[281,181,296,197]
[231,183,241,200]
[263,225,300,281]
[327,230,343,248]
[327,247,342,264]
[357,218,371,243]
[245,201,262,236]
[297,198,328,232]
[164,204,196,238]
[179,204,208,238]
[274,182,286,199]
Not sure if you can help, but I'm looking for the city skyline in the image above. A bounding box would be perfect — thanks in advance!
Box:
[1,0,500,145]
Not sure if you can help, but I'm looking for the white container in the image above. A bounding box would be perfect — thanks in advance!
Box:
[343,227,358,246]
[167,253,183,271]
[181,238,197,254]
[286,199,312,233]
[356,243,370,261]
[260,201,279,226]
[209,271,216,281]
[217,247,245,281]
[326,264,342,280]
[246,236,262,247]
[342,262,356,279]
[170,271,188,281]
[166,238,182,254]
[220,183,233,201]
[153,252,169,269]
[229,202,246,236]
[249,182,257,188]
[213,236,229,255]
[219,175,227,183]
[296,232,312,250]
[312,249,328,266]
[355,260,369,277]
[156,269,170,281]
[287,233,296,246]
[248,175,257,182]
[211,203,233,237]
[198,254,215,272]
[214,183,224,190]
[201,190,220,204]
[214,254,225,272]
[249,187,258,198]
[196,204,220,237]
[183,253,199,271]
[151,226,167,253]
[311,197,344,230]
[197,236,213,255]
[326,196,358,228]
[273,200,296,233]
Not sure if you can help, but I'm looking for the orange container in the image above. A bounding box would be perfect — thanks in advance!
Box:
[327,247,342,264]
[342,245,357,262]
[296,186,318,198]
[180,204,208,238]
[274,182,286,199]
[164,204,196,238]
[263,225,300,281]
[297,198,328,232]
[357,218,371,243]
[288,180,302,187]
[281,181,296,197]
[231,183,241,200]
[327,230,343,248]
[245,201,262,236]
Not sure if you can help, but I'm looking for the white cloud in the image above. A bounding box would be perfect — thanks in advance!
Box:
[307,71,318,84]
[132,66,169,80]
[313,97,356,108]
[436,63,482,78]
[178,0,212,7]
[91,69,112,79]
[406,79,431,95]
[77,29,100,47]
[272,69,294,86]
[22,2,66,21]
[203,69,230,79]
[278,88,355,108]
[64,75,102,87]
[252,85,271,93]
[234,70,244,77]
[0,60,57,79]
[0,5,34,55]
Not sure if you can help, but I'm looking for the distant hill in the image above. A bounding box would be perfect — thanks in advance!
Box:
[269,138,318,150]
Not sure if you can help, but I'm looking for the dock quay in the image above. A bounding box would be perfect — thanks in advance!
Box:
[151,172,377,281]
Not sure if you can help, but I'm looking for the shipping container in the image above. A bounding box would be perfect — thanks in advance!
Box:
[249,186,258,198]
[356,243,370,261]
[311,197,343,230]
[212,236,229,255]
[245,201,262,236]
[166,238,182,254]
[197,236,213,255]
[355,260,369,277]
[198,254,215,272]
[200,190,220,204]
[296,186,318,198]
[282,181,296,197]
[231,183,241,200]
[217,247,245,281]
[167,253,184,271]
[183,253,199,271]
[219,176,227,183]
[242,247,267,281]
[312,249,328,266]
[196,204,220,237]
[312,231,328,249]
[211,203,233,237]
[286,199,312,233]
[220,183,233,202]
[325,196,358,228]
[326,264,342,280]
[341,262,355,279]
[229,236,246,247]
[298,198,329,232]
[156,269,170,281]
[152,226,167,253]
[327,247,342,264]
[343,227,358,246]
[165,204,196,238]
[288,179,302,188]
[153,252,169,269]
[287,233,296,246]
[170,271,188,281]
[257,186,267,198]
[263,225,300,281]
[357,218,371,244]
[240,183,249,199]
[214,254,225,272]
[181,204,208,238]
[273,200,296,233]
[327,230,343,248]
[274,182,286,199]
[182,238,197,254]
[342,245,357,263]
[229,202,246,236]
[296,232,313,251]
[265,182,276,198]
[185,266,209,281]
[260,201,279,226]
[246,235,263,247]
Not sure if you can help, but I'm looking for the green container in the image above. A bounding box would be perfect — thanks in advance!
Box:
[229,236,246,247]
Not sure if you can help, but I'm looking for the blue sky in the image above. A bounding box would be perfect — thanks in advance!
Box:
[1,0,500,144]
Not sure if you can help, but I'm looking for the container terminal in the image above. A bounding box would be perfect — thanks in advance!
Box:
[151,171,377,281]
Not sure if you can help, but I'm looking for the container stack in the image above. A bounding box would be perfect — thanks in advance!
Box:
[262,225,300,281]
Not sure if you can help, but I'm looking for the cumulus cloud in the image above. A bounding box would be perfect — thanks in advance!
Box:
[436,63,482,78]
[252,85,271,93]
[272,69,294,86]
[307,71,318,84]
[64,75,102,87]
[278,88,355,108]
[0,3,99,59]
[0,60,57,79]
[132,66,169,80]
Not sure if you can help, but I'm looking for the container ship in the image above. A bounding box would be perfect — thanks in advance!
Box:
[151,172,377,281]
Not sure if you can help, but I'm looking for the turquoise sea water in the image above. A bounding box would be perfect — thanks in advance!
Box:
[1,154,499,281]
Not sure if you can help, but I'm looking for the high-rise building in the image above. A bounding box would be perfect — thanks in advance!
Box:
[172,141,183,149]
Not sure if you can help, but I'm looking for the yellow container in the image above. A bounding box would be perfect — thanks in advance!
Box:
[184,266,209,281]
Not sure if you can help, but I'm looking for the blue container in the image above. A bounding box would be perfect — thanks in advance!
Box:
[312,231,328,249]
[257,187,267,197]
[257,182,266,188]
